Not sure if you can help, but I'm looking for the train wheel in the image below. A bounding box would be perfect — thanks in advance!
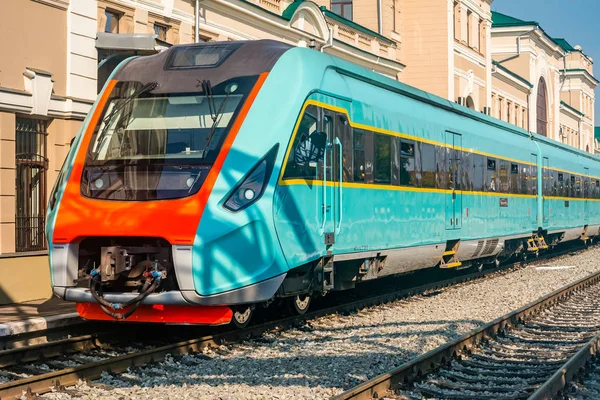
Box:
[289,294,311,315]
[232,306,253,329]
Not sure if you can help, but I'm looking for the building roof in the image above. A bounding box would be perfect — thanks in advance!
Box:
[554,38,576,53]
[491,11,565,52]
[491,11,539,27]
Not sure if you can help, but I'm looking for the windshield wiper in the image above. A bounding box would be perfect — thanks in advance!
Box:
[92,81,158,161]
[200,80,231,158]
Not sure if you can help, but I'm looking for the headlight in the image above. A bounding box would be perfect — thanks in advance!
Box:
[223,144,279,212]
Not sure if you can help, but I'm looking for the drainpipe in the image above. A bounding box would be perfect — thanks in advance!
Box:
[495,26,538,65]
[377,0,383,35]
[195,0,200,43]
[578,118,582,150]
[321,27,333,53]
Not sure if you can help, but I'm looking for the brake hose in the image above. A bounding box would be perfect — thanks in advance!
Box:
[89,270,162,320]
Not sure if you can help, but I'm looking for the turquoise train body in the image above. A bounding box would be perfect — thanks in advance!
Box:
[45,40,600,325]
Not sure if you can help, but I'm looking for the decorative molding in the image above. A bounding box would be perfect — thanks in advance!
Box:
[454,42,486,68]
[31,0,70,11]
[491,87,528,108]
[0,86,90,120]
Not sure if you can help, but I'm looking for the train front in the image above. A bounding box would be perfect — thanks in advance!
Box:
[45,40,293,326]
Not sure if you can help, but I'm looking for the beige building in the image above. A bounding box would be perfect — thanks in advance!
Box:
[0,0,97,303]
[490,12,597,151]
[0,0,596,304]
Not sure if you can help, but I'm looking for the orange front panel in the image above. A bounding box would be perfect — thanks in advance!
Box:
[76,303,232,325]
[52,73,269,245]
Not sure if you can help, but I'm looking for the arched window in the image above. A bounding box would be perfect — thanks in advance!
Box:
[466,96,475,110]
[587,144,590,153]
[536,77,548,136]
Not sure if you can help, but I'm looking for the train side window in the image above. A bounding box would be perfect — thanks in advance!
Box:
[558,173,564,197]
[510,163,519,194]
[485,157,497,192]
[391,138,400,185]
[283,105,321,180]
[462,151,471,192]
[575,175,582,198]
[337,114,353,183]
[363,131,374,184]
[570,175,576,197]
[472,154,484,191]
[549,170,557,196]
[519,164,528,194]
[414,140,422,187]
[596,179,600,199]
[564,174,571,197]
[499,160,509,193]
[400,140,416,186]
[420,142,436,188]
[374,133,392,184]
[529,164,538,196]
[353,129,365,182]
[583,176,590,199]
[435,145,447,189]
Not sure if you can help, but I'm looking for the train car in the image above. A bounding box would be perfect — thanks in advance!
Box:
[45,39,600,328]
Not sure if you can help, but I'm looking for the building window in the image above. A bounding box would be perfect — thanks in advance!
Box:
[466,10,472,46]
[154,23,169,42]
[536,77,548,136]
[453,2,460,40]
[15,118,48,252]
[105,10,120,33]
[507,101,512,124]
[331,0,352,20]
[392,0,400,33]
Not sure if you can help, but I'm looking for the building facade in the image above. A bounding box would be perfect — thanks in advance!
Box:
[0,0,596,304]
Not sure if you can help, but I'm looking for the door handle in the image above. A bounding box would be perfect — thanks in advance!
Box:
[335,137,342,235]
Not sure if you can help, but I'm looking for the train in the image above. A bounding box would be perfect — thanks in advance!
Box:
[45,39,600,328]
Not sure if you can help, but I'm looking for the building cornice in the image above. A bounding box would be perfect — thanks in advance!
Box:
[0,86,90,120]
[561,69,599,86]
[454,42,486,68]
[492,61,533,89]
[560,101,584,118]
[491,26,565,60]
[31,0,69,11]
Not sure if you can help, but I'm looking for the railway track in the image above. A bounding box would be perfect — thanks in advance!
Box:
[333,259,600,400]
[0,243,589,399]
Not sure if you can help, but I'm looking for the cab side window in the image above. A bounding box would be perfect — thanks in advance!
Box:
[283,105,323,179]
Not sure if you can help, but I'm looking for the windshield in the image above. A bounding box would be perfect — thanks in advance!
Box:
[81,77,254,201]
[91,94,242,162]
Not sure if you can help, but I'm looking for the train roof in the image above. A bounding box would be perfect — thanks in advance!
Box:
[112,39,598,162]
[113,39,293,94]
[299,46,600,163]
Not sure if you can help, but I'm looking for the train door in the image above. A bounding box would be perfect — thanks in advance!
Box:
[319,109,347,245]
[445,132,462,230]
[531,153,538,228]
[584,167,590,223]
[543,157,550,224]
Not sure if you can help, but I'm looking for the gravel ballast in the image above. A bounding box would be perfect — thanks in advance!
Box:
[39,246,600,400]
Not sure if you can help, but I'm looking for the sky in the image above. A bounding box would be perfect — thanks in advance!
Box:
[492,0,600,126]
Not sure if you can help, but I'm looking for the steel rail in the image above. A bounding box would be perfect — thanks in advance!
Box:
[528,332,600,399]
[0,244,590,399]
[331,262,600,400]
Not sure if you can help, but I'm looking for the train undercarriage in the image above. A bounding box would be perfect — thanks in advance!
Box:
[70,225,597,328]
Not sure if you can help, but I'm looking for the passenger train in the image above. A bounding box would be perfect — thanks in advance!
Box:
[45,40,600,327]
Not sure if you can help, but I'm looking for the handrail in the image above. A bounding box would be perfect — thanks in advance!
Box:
[335,137,343,234]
